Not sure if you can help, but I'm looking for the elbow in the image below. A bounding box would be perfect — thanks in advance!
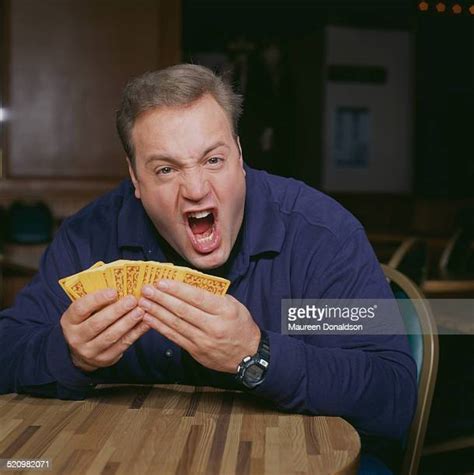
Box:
[349,355,418,440]
[388,357,418,440]
[393,370,418,439]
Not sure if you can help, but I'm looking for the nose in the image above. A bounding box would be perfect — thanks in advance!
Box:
[180,169,211,202]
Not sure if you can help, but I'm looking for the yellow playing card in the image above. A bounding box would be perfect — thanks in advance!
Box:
[90,261,106,269]
[180,268,230,296]
[81,268,109,293]
[59,261,105,300]
[142,263,154,286]
[151,262,178,284]
[106,264,126,298]
[125,261,146,298]
[58,278,77,301]
[59,259,231,301]
[67,277,88,300]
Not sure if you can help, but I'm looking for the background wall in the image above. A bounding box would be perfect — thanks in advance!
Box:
[8,0,160,178]
[0,0,472,252]
[322,26,413,193]
[0,0,181,219]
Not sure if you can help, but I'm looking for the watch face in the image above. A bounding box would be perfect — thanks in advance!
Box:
[244,364,264,383]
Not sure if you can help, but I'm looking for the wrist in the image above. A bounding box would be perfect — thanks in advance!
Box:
[235,329,270,389]
[229,324,261,373]
[247,324,261,357]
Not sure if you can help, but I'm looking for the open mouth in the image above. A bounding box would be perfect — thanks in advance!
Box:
[185,208,221,254]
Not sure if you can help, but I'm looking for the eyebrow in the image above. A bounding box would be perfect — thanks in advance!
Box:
[145,141,230,165]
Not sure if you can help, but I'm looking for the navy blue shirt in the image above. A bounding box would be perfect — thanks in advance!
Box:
[0,166,416,442]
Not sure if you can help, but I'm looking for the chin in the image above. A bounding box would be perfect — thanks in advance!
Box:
[187,248,229,270]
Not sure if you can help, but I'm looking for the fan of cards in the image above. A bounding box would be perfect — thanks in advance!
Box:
[59,260,231,301]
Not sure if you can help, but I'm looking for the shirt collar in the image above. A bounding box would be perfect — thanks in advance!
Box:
[241,164,286,257]
[117,166,286,259]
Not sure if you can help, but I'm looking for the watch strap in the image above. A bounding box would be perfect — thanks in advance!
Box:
[236,330,270,388]
[259,331,270,358]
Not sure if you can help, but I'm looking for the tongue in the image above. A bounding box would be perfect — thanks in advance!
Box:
[189,215,213,235]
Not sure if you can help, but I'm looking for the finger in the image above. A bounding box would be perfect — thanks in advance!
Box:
[143,313,195,353]
[86,305,145,354]
[153,279,222,314]
[81,295,138,341]
[139,294,204,342]
[141,285,209,329]
[67,288,118,324]
[94,321,151,366]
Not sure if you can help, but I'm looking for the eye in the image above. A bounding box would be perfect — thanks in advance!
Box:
[156,166,173,176]
[206,156,223,166]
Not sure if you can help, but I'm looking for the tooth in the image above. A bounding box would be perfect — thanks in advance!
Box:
[197,229,214,243]
[189,210,211,219]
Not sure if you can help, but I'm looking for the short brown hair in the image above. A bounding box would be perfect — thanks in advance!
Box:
[116,64,243,165]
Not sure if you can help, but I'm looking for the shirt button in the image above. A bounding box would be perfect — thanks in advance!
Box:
[165,349,173,358]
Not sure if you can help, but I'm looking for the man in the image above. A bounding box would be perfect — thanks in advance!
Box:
[0,64,416,463]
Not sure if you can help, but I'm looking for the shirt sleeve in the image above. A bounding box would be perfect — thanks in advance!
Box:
[0,224,96,400]
[253,228,418,440]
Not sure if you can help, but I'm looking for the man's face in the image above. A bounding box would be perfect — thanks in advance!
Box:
[128,94,246,270]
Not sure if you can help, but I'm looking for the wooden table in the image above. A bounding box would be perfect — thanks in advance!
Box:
[0,385,361,475]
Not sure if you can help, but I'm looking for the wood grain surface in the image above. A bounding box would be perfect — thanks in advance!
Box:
[0,385,360,475]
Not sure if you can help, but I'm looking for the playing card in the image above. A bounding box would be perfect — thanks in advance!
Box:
[151,263,179,284]
[180,268,230,295]
[125,261,146,298]
[90,261,106,269]
[67,277,88,300]
[59,261,105,300]
[106,264,126,298]
[58,277,78,301]
[142,263,154,286]
[59,259,231,301]
[81,268,109,293]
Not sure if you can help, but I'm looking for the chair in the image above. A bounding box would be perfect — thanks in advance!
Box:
[438,227,474,279]
[381,264,439,475]
[388,238,428,286]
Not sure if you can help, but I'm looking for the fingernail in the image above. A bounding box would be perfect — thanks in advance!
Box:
[124,296,136,309]
[132,307,144,319]
[156,280,168,290]
[143,315,153,324]
[142,285,154,297]
[139,298,151,310]
[106,289,117,299]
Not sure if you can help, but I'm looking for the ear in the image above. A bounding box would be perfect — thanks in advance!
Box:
[127,158,141,200]
[236,136,246,176]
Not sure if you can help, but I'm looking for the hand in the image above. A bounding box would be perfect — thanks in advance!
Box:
[60,289,150,372]
[139,280,261,373]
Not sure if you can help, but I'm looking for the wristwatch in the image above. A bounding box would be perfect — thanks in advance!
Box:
[236,331,270,389]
